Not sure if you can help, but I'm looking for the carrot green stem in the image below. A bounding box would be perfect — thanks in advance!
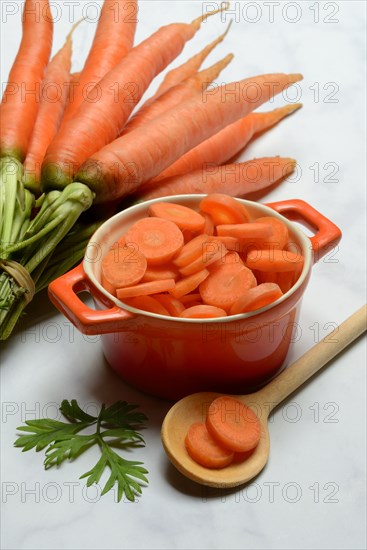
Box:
[0,158,35,252]
[0,158,95,339]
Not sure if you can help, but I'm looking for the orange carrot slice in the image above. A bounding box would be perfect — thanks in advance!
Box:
[185,422,234,469]
[213,235,241,251]
[210,251,244,270]
[124,217,184,265]
[246,249,304,272]
[116,278,175,299]
[229,283,283,315]
[154,294,185,316]
[142,264,179,282]
[253,270,278,285]
[180,293,202,304]
[224,251,244,265]
[201,213,215,236]
[125,295,170,316]
[179,243,227,277]
[111,235,126,249]
[277,269,302,293]
[206,396,261,452]
[200,193,250,225]
[216,223,273,240]
[173,234,211,267]
[169,269,209,299]
[182,229,196,243]
[255,216,289,250]
[199,263,257,311]
[101,245,147,295]
[180,305,227,318]
[148,202,205,232]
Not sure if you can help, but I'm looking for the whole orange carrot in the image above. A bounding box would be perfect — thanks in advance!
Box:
[121,53,233,135]
[76,73,302,203]
[138,157,296,201]
[0,0,53,161]
[41,4,229,190]
[153,104,302,182]
[62,0,138,122]
[23,23,79,193]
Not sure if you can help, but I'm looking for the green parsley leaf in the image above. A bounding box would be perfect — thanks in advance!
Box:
[14,399,149,502]
[81,441,148,503]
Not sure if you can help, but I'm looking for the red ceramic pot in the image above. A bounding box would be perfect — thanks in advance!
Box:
[49,196,341,400]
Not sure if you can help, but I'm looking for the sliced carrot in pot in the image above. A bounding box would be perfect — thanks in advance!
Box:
[246,249,304,272]
[148,202,205,232]
[154,293,185,316]
[180,305,227,318]
[212,235,241,251]
[255,216,289,250]
[124,217,184,265]
[116,278,176,299]
[200,193,250,225]
[216,222,273,240]
[101,245,147,295]
[179,242,227,276]
[229,283,283,315]
[200,212,215,235]
[125,295,171,316]
[180,292,202,304]
[141,264,179,282]
[277,269,302,293]
[199,263,257,311]
[169,269,210,299]
[173,234,211,267]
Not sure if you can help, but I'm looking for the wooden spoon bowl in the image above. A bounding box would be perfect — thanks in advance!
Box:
[162,305,366,487]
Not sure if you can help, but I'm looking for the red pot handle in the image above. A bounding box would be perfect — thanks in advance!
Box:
[266,199,342,263]
[48,263,133,335]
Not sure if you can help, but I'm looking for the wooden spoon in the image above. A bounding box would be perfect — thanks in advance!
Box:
[161,305,366,487]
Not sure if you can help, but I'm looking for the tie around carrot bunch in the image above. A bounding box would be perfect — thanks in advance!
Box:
[0,0,302,339]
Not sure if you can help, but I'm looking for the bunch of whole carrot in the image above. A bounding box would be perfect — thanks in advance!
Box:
[0,0,302,339]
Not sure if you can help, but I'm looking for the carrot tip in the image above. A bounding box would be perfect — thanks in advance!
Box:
[66,18,83,41]
[288,73,303,83]
[222,19,233,38]
[192,1,230,28]
[211,52,234,74]
[284,158,297,172]
[283,103,303,115]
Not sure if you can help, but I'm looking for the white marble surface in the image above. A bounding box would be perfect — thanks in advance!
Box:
[1,1,366,549]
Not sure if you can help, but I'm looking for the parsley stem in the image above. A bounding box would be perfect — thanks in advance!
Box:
[96,404,106,435]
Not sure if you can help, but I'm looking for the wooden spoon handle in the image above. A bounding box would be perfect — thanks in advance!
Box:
[257,305,367,412]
